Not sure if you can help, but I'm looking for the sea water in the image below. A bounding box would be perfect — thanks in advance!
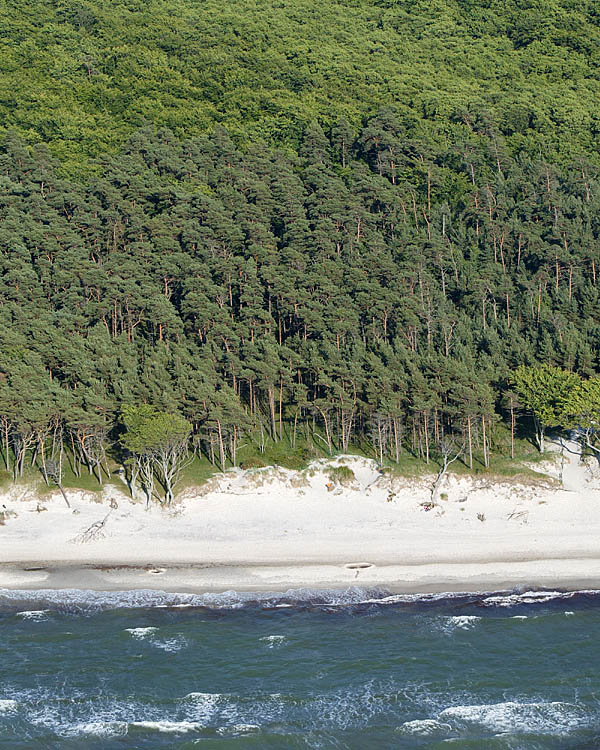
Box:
[1,587,599,749]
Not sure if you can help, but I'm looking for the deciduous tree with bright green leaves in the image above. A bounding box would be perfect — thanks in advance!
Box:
[511,365,579,452]
[120,405,191,505]
[561,378,600,456]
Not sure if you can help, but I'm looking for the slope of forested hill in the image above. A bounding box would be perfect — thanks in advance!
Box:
[1,0,600,487]
[1,120,599,478]
[1,0,600,174]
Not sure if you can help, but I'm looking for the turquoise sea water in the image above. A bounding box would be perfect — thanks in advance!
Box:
[1,587,599,749]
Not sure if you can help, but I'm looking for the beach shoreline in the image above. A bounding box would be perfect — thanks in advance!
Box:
[2,440,600,596]
[1,557,600,596]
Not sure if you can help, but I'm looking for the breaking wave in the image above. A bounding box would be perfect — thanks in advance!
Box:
[439,700,588,735]
[396,718,453,736]
[0,699,18,714]
[124,626,158,639]
[130,720,204,733]
[1,586,599,614]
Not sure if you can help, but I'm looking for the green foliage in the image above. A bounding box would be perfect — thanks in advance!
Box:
[3,0,600,175]
[176,454,221,489]
[511,365,579,449]
[14,461,108,496]
[380,456,429,478]
[120,404,191,503]
[43,467,106,495]
[120,405,191,456]
[327,465,356,486]
[239,457,268,470]
[3,92,600,484]
[563,377,600,430]
[239,436,314,472]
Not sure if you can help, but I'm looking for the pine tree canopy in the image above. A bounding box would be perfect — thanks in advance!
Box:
[3,0,600,491]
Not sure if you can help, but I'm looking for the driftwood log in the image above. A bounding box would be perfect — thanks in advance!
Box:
[70,512,111,544]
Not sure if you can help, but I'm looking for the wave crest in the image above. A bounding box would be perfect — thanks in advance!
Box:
[1,586,599,613]
[439,700,586,735]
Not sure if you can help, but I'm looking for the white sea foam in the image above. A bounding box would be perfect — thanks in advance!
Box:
[1,586,598,612]
[0,586,390,612]
[125,626,186,651]
[151,636,187,652]
[125,627,158,639]
[184,691,223,701]
[304,679,399,730]
[565,611,575,616]
[440,615,481,631]
[0,699,18,714]
[62,721,128,737]
[439,700,586,734]
[332,591,462,607]
[512,615,528,619]
[481,590,594,607]
[16,610,49,621]
[183,692,226,723]
[259,634,286,647]
[131,720,204,733]
[216,724,260,736]
[396,719,453,736]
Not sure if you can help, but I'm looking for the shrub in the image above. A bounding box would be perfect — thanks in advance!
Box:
[327,465,356,487]
[277,453,309,471]
[240,457,267,470]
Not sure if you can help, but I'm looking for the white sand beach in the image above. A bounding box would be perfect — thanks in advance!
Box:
[1,439,600,593]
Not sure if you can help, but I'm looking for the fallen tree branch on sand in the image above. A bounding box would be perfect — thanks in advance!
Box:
[431,438,464,502]
[70,512,111,544]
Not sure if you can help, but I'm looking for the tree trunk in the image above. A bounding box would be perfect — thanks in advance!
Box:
[208,431,215,465]
[279,378,283,440]
[56,482,71,509]
[292,410,298,449]
[482,416,489,468]
[315,406,332,455]
[510,406,515,459]
[70,432,80,477]
[431,457,448,503]
[431,445,462,502]
[3,420,10,471]
[39,436,48,486]
[467,416,473,470]
[216,420,226,471]
[96,459,103,485]
[533,416,544,452]
[231,425,238,467]
[268,387,277,441]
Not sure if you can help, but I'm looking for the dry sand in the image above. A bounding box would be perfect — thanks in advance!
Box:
[1,439,600,593]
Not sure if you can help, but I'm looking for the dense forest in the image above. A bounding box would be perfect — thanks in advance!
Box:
[2,0,600,499]
[2,0,600,175]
